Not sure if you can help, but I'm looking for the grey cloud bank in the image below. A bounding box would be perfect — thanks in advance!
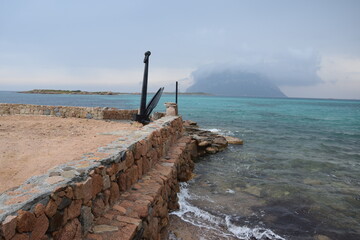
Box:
[187,68,287,98]
[186,50,322,97]
[0,0,359,99]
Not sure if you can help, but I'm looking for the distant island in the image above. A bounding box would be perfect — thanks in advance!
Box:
[19,89,212,96]
[19,89,117,95]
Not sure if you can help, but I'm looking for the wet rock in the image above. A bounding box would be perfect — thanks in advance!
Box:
[184,124,231,157]
[243,185,262,197]
[198,141,210,147]
[224,136,243,145]
[183,120,198,127]
[314,235,332,240]
[213,136,228,147]
[303,178,323,185]
[205,147,218,154]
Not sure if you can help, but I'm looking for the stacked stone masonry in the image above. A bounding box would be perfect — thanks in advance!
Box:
[0,113,197,240]
[0,103,138,120]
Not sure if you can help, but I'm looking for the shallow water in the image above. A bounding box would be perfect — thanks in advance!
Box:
[1,91,360,239]
[173,96,360,240]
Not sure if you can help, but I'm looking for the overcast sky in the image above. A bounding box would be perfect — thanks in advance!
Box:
[1,0,359,99]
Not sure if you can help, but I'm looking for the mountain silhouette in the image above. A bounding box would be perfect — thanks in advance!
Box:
[187,70,286,98]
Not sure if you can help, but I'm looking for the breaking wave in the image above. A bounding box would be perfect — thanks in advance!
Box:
[170,183,285,240]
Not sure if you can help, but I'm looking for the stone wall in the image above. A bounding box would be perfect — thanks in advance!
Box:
[0,103,137,120]
[0,115,197,240]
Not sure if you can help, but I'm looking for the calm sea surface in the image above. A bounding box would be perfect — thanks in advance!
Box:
[1,91,359,240]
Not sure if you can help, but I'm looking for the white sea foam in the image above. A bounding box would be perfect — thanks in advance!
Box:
[203,127,251,137]
[171,183,286,240]
[207,128,221,133]
[226,189,235,194]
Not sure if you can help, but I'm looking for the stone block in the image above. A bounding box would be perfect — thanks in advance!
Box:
[142,157,151,175]
[126,166,139,189]
[109,182,120,205]
[104,190,110,206]
[30,214,49,240]
[134,140,147,160]
[9,233,29,240]
[133,201,150,218]
[117,172,127,192]
[92,197,105,218]
[115,216,141,228]
[66,199,82,220]
[17,210,36,233]
[143,216,159,240]
[48,211,64,233]
[113,205,126,215]
[153,198,168,218]
[91,174,103,198]
[125,151,134,169]
[146,148,157,161]
[64,187,74,199]
[136,158,143,178]
[45,199,57,217]
[105,164,117,177]
[80,206,94,235]
[1,215,17,240]
[53,218,82,240]
[159,216,169,229]
[102,175,111,190]
[73,177,93,203]
[57,197,72,211]
[33,203,45,218]
[92,224,119,234]
[95,166,106,176]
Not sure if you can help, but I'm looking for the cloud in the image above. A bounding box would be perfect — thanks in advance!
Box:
[278,55,360,99]
[318,55,360,84]
[187,49,323,90]
[260,49,322,86]
[0,66,193,92]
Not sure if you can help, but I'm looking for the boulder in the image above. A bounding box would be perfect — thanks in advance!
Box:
[224,136,243,145]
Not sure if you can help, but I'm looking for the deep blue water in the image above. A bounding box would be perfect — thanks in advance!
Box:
[1,91,360,240]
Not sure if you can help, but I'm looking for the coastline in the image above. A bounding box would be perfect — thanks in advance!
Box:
[18,89,212,96]
[0,103,239,240]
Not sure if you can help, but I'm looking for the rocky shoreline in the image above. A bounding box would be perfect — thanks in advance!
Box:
[183,120,243,156]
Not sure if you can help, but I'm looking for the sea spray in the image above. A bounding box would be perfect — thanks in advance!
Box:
[171,183,285,240]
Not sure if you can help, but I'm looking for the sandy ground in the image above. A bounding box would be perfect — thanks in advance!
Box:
[0,115,140,193]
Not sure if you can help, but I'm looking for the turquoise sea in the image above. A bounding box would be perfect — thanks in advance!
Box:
[1,91,359,240]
